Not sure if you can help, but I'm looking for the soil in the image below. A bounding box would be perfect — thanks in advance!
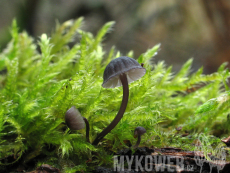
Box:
[1,147,229,173]
[93,147,230,173]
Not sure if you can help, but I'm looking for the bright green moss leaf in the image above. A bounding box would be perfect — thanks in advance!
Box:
[196,98,218,114]
[196,93,230,114]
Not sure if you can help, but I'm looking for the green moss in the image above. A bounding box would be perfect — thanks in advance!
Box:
[0,18,229,171]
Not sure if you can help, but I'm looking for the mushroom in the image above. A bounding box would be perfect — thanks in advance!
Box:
[65,106,90,143]
[92,56,146,145]
[132,126,146,149]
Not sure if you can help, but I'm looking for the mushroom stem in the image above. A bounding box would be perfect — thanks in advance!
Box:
[83,117,90,143]
[132,135,141,149]
[92,73,129,145]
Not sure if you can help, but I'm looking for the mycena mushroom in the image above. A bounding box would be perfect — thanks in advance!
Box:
[92,56,146,145]
[132,126,146,149]
[65,106,90,143]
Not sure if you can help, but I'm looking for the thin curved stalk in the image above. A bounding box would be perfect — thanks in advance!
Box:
[92,73,129,145]
[132,135,141,149]
[83,117,90,143]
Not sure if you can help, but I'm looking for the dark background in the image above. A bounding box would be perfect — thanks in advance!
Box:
[0,0,230,73]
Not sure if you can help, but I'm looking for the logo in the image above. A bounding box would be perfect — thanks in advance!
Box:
[113,154,191,172]
[194,133,226,173]
[113,133,226,172]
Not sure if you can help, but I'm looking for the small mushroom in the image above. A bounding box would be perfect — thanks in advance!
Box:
[65,106,90,143]
[92,56,146,145]
[132,126,146,149]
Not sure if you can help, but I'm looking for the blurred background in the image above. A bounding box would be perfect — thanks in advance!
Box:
[0,0,230,73]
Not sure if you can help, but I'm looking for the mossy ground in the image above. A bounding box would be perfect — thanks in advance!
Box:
[0,18,229,172]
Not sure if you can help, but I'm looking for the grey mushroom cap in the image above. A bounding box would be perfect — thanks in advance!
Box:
[65,106,85,130]
[102,56,146,88]
[134,126,146,136]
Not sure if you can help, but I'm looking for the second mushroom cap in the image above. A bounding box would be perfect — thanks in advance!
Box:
[65,106,85,130]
